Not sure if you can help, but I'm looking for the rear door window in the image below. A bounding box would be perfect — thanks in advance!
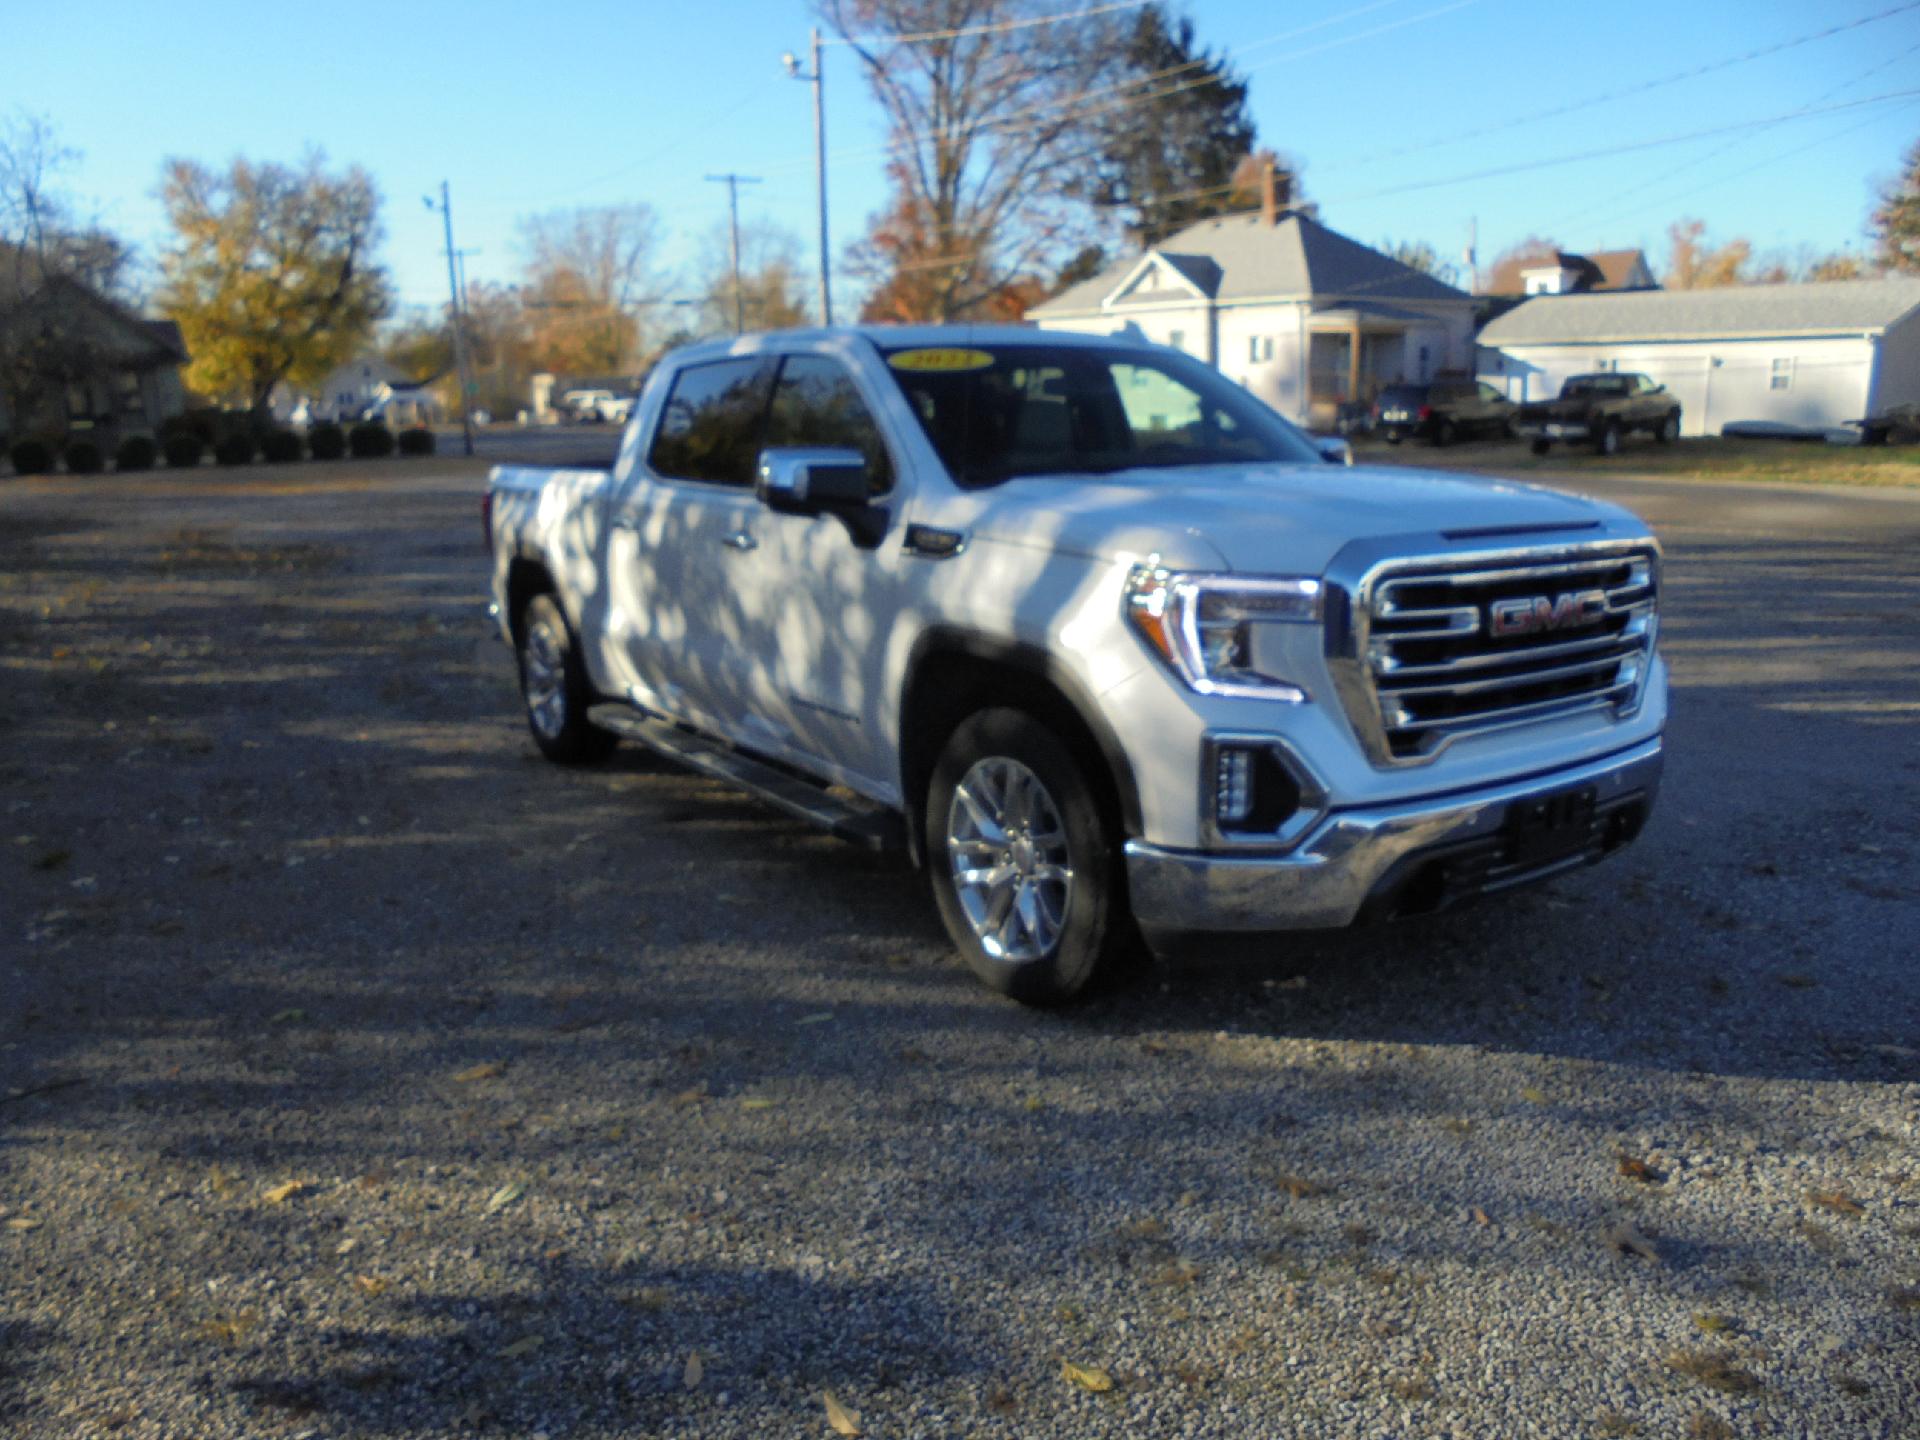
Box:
[647,358,776,486]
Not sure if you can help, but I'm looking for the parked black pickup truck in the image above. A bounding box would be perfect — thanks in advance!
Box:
[1514,373,1682,456]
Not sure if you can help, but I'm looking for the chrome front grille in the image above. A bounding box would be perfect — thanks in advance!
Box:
[1351,544,1658,763]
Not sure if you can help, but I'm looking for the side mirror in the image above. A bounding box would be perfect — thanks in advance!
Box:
[755,447,870,513]
[1315,436,1353,467]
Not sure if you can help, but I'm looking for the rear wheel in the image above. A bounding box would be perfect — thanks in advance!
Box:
[926,708,1123,1005]
[516,594,617,765]
[1431,418,1456,448]
[1530,438,1552,457]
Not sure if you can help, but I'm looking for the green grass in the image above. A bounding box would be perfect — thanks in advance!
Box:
[1355,435,1920,489]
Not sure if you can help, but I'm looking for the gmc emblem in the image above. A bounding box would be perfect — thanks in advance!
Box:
[1489,589,1609,637]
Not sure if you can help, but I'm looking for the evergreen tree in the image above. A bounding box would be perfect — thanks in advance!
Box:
[1094,5,1257,248]
[1871,136,1920,275]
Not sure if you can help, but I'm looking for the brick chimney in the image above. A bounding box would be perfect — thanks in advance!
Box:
[1260,161,1293,226]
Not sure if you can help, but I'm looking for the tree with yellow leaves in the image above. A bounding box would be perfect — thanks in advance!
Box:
[158,154,392,415]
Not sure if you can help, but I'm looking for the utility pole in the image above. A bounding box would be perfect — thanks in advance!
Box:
[704,172,762,334]
[784,30,831,326]
[424,182,474,456]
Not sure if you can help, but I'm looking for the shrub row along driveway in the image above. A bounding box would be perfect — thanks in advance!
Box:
[1,460,1916,1439]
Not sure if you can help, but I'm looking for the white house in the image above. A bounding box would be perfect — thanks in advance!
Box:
[1477,278,1920,437]
[1027,206,1476,430]
[272,356,413,425]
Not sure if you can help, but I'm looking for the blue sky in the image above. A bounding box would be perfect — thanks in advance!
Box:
[10,0,1919,314]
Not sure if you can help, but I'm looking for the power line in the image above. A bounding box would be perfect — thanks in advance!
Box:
[1348,0,1920,167]
[829,0,1147,47]
[1318,89,1920,206]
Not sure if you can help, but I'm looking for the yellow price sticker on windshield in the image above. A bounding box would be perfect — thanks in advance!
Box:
[887,347,995,373]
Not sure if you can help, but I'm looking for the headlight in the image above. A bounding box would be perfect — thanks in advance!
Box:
[1123,563,1320,701]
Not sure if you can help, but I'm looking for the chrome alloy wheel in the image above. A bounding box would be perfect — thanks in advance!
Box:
[946,756,1074,963]
[522,618,568,740]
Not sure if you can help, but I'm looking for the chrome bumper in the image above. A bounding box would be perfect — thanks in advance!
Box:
[1125,738,1662,932]
[1517,421,1590,441]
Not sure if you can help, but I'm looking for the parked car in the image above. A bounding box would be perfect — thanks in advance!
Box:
[1514,373,1683,456]
[1374,378,1516,446]
[559,388,620,424]
[486,327,1666,1004]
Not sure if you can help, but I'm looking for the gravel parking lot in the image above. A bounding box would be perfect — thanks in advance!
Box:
[2,457,1916,1439]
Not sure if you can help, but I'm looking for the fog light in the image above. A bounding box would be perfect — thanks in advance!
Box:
[1215,747,1254,825]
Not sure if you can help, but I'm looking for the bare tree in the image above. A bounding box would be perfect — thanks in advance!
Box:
[1662,218,1751,290]
[517,205,665,375]
[821,0,1128,321]
[696,219,811,335]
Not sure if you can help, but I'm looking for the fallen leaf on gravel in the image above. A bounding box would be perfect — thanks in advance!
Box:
[1520,1087,1549,1105]
[484,1182,524,1214]
[268,1008,308,1025]
[208,1165,235,1196]
[1691,1311,1736,1334]
[1147,1260,1201,1288]
[1808,1190,1864,1216]
[1665,1348,1761,1394]
[262,1179,314,1205]
[1689,1414,1734,1440]
[1270,975,1309,990]
[823,1391,862,1435]
[335,1238,357,1255]
[739,1097,777,1111]
[796,1012,835,1026]
[1115,1217,1168,1242]
[453,1062,505,1083]
[6,1217,42,1232]
[1603,1221,1661,1263]
[353,1275,389,1297]
[1618,1155,1664,1184]
[1022,1096,1045,1112]
[496,1335,543,1359]
[670,1084,708,1106]
[683,1351,704,1388]
[1274,1174,1328,1199]
[197,1311,259,1346]
[1061,1360,1113,1393]
[1469,1207,1491,1226]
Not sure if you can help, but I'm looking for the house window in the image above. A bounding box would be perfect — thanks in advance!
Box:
[1248,336,1273,364]
[1770,357,1793,391]
[117,372,145,417]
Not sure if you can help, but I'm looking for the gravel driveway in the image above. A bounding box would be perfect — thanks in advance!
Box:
[2,458,1916,1439]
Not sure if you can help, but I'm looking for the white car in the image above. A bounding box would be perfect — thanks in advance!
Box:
[559,389,633,425]
[487,327,1666,1002]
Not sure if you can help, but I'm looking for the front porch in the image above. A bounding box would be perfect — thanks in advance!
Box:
[1304,303,1427,430]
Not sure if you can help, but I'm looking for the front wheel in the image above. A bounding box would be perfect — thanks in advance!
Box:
[1595,420,1621,457]
[516,594,617,765]
[926,709,1123,1004]
[1655,412,1680,444]
[1431,418,1456,448]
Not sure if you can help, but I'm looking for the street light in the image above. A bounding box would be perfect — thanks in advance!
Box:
[784,29,832,327]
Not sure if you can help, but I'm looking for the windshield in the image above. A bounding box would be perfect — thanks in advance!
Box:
[876,341,1322,487]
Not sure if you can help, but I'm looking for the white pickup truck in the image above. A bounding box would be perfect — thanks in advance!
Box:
[486,327,1666,1003]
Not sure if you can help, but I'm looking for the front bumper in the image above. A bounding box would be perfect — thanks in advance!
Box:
[1125,737,1662,932]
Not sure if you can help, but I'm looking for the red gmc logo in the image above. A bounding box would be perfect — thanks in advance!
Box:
[1489,589,1609,637]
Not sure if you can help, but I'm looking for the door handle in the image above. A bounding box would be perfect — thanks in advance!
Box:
[723,531,758,552]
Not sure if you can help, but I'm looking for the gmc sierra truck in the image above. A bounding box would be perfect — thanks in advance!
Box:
[1513,372,1684,457]
[486,327,1667,1003]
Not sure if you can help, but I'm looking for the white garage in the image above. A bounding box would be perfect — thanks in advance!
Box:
[1476,278,1920,437]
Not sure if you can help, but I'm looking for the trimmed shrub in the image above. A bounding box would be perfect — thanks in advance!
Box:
[214,432,256,467]
[116,435,159,471]
[397,425,436,456]
[260,429,303,463]
[63,440,105,475]
[349,422,395,458]
[307,421,346,460]
[9,438,55,475]
[163,433,206,469]
[161,409,219,446]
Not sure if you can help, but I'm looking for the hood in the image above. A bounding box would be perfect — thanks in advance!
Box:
[962,461,1619,574]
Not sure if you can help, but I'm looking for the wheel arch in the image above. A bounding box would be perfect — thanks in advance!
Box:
[898,627,1143,868]
[503,553,559,644]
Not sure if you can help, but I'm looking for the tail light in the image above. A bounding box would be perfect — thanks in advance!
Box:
[481,491,494,556]
[1417,404,1433,421]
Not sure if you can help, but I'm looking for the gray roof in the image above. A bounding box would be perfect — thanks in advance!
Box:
[1479,278,1920,345]
[1031,211,1469,316]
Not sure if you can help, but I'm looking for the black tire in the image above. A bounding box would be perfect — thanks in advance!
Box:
[1530,438,1552,457]
[1385,432,1402,446]
[1655,411,1680,444]
[1595,420,1621,457]
[925,708,1124,1005]
[516,593,617,765]
[1431,418,1455,448]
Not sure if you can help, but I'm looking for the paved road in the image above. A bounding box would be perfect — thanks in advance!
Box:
[452,425,623,470]
[1,459,1914,1439]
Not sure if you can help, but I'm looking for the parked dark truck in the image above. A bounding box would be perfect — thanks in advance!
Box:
[1514,373,1683,456]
